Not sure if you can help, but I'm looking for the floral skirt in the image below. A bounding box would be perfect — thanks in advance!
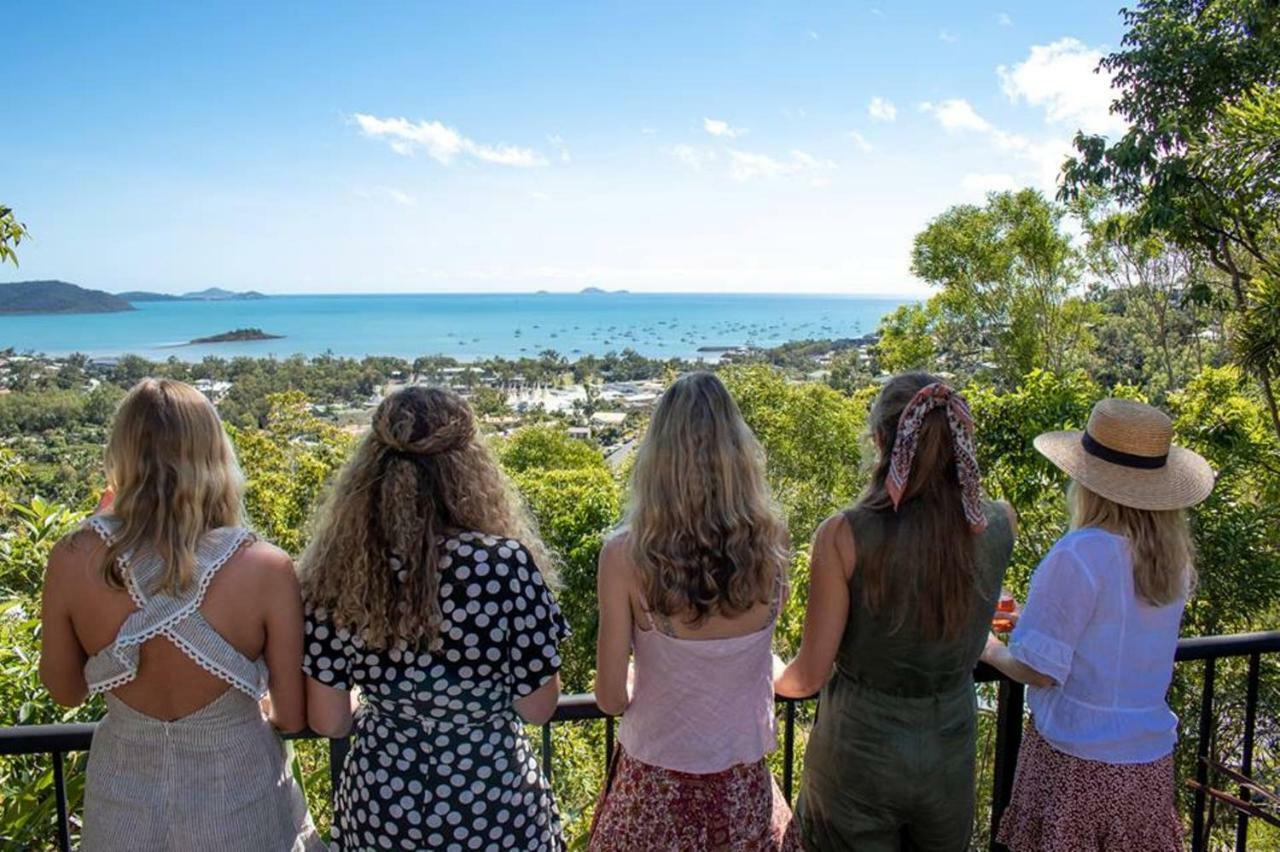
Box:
[588,747,799,851]
[997,724,1183,852]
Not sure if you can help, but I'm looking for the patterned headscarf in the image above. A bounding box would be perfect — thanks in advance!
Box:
[885,382,987,533]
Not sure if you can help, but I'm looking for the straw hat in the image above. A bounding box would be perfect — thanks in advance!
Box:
[1034,398,1215,511]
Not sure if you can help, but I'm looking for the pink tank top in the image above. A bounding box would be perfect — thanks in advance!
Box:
[616,591,780,774]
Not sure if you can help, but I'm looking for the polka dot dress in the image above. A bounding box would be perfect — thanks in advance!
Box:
[303,533,570,851]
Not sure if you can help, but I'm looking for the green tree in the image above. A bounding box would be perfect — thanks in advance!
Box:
[469,386,510,418]
[1063,0,1280,437]
[498,425,621,692]
[872,303,937,374]
[911,189,1095,382]
[229,391,356,554]
[0,205,28,266]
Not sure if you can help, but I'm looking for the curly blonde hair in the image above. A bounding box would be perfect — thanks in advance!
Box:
[101,378,245,595]
[626,372,790,623]
[299,386,551,649]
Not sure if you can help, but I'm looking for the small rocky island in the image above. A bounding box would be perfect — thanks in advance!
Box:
[186,328,283,345]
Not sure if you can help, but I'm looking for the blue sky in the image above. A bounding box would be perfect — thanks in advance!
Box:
[5,1,1129,295]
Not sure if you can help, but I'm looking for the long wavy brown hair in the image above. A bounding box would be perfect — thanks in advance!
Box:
[101,378,246,594]
[851,371,985,641]
[625,371,789,623]
[1069,482,1195,606]
[300,386,551,649]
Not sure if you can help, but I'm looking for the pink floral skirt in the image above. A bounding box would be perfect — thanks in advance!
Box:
[997,724,1184,852]
[588,747,799,851]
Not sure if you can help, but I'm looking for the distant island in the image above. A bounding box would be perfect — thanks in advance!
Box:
[119,287,268,302]
[0,280,135,315]
[186,328,283,345]
[580,287,630,294]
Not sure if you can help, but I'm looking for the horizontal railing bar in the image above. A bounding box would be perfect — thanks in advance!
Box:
[2,631,1276,758]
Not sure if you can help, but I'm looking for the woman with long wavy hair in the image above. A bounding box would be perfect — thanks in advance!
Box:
[590,371,798,851]
[39,378,321,851]
[776,371,1015,850]
[300,385,569,851]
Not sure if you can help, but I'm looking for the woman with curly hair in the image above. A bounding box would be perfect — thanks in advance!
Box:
[589,371,798,851]
[301,385,569,851]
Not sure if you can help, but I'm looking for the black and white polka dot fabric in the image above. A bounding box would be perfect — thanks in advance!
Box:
[303,532,570,851]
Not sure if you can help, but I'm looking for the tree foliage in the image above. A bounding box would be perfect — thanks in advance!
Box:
[0,205,28,267]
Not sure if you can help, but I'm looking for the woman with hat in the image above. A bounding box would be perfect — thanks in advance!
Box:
[983,398,1214,851]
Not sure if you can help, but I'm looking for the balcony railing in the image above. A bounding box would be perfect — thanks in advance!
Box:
[2,630,1277,851]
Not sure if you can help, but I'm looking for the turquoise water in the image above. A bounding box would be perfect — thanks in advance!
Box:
[0,293,907,361]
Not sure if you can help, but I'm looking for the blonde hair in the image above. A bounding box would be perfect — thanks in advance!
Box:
[626,372,789,623]
[1069,481,1195,605]
[299,386,551,650]
[102,378,245,594]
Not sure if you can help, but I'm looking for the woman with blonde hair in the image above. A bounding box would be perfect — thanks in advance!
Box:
[39,378,320,850]
[301,385,568,851]
[983,398,1214,850]
[590,371,798,850]
[776,371,1015,850]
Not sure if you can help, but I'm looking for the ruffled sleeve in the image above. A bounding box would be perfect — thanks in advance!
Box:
[504,543,571,699]
[302,604,352,691]
[1009,544,1098,686]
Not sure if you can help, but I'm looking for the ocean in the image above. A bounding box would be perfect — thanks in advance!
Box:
[0,293,909,362]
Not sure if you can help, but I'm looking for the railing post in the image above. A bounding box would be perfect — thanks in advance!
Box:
[52,750,70,852]
[783,700,797,804]
[1192,656,1217,852]
[1235,653,1260,852]
[328,736,349,812]
[990,678,1024,852]
[604,716,615,766]
[541,723,553,781]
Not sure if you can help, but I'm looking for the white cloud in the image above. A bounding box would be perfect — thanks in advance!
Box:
[996,12,1013,27]
[997,38,1125,136]
[385,188,416,207]
[867,96,897,123]
[727,149,835,185]
[703,117,744,138]
[547,134,571,164]
[669,144,717,170]
[849,131,873,153]
[641,126,658,136]
[920,98,993,134]
[960,172,1020,199]
[939,29,958,43]
[353,113,548,167]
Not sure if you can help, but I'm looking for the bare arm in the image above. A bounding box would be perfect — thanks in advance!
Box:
[514,674,561,725]
[980,634,1056,689]
[775,514,853,698]
[39,538,89,707]
[593,536,633,716]
[306,678,357,738]
[258,544,307,733]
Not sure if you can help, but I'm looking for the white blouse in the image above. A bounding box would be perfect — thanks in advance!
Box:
[1010,527,1187,764]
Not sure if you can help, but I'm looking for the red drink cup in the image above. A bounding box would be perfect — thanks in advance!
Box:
[993,590,1017,633]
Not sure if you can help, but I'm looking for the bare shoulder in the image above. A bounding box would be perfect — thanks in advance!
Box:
[997,500,1018,535]
[597,531,634,584]
[235,539,300,591]
[814,512,854,556]
[46,527,104,585]
[812,512,856,580]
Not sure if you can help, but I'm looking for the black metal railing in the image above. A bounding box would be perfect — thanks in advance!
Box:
[2,630,1277,851]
